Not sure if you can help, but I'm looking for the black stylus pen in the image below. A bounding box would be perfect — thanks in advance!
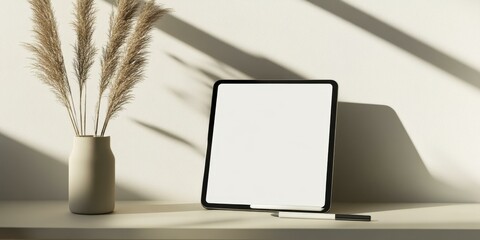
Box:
[274,211,371,221]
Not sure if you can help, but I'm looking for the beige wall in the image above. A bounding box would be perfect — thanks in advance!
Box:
[1,0,479,202]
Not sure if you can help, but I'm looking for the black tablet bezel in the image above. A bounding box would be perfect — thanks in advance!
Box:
[201,80,338,213]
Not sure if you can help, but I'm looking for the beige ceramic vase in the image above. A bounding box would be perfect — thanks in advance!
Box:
[69,136,115,214]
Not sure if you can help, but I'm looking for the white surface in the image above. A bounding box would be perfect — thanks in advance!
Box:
[206,83,333,209]
[251,204,325,211]
[1,201,480,240]
[1,0,480,202]
[278,211,336,220]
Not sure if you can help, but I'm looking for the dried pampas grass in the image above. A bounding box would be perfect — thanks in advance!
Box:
[95,0,140,136]
[26,0,170,136]
[26,0,79,135]
[73,0,96,136]
[101,1,169,136]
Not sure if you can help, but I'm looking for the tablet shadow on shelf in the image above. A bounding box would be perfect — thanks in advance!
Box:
[328,202,451,214]
[114,202,202,214]
[0,133,148,201]
[332,102,475,205]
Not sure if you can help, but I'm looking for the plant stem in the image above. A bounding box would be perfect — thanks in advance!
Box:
[100,111,110,136]
[83,83,87,135]
[70,98,80,135]
[63,64,80,135]
[79,88,83,135]
[100,122,107,136]
[94,95,102,136]
[66,102,80,136]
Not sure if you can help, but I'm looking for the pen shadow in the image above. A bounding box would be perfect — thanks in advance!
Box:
[332,102,476,208]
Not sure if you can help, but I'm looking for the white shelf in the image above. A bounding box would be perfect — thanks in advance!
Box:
[1,201,479,239]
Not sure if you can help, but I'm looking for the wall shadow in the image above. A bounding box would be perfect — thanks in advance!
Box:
[0,133,148,200]
[306,0,480,89]
[156,13,304,79]
[166,53,218,115]
[131,118,204,156]
[333,102,476,203]
[167,53,222,85]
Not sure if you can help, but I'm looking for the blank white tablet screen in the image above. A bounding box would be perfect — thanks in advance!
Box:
[206,83,334,209]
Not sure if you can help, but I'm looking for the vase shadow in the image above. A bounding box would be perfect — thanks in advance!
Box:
[0,132,149,200]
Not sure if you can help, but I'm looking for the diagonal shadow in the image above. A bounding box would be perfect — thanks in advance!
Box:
[166,53,219,114]
[167,53,222,85]
[157,14,303,79]
[132,118,204,156]
[102,0,303,79]
[306,0,480,89]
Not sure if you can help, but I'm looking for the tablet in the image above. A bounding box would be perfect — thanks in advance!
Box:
[201,80,338,212]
